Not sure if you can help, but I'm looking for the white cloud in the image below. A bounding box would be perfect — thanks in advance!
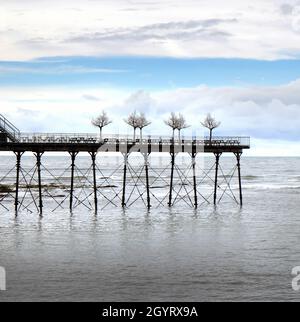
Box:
[82,94,103,101]
[280,3,294,15]
[2,79,300,155]
[1,0,300,60]
[0,86,129,133]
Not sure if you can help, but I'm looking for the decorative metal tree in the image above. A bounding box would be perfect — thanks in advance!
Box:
[137,113,151,141]
[201,113,221,143]
[91,111,112,141]
[124,111,140,140]
[177,113,190,141]
[164,112,179,140]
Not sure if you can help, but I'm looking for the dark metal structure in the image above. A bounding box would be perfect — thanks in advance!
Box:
[0,114,20,142]
[0,117,250,215]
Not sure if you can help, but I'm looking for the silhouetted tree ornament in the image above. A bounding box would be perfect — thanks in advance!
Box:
[91,111,112,141]
[137,113,151,141]
[201,113,221,143]
[164,112,189,141]
[164,112,179,140]
[177,113,190,141]
[124,111,140,140]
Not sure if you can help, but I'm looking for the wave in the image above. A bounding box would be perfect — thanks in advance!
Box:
[244,184,300,190]
[243,175,260,180]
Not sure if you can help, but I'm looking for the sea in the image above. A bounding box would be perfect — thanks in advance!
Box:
[0,155,300,302]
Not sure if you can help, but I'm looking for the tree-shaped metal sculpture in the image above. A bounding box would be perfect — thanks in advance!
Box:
[137,113,151,141]
[164,112,179,140]
[124,111,140,140]
[177,113,190,141]
[201,113,221,143]
[91,111,112,141]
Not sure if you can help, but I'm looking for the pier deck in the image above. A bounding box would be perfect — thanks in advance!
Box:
[0,133,250,153]
[0,117,250,214]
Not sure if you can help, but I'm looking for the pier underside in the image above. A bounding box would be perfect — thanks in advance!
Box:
[0,138,249,215]
[0,142,248,154]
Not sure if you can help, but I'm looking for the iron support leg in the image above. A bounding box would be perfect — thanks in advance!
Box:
[214,152,221,205]
[144,153,151,209]
[168,153,175,207]
[69,152,78,211]
[235,152,243,206]
[192,153,198,208]
[35,152,43,215]
[14,152,23,214]
[90,152,98,212]
[121,154,128,207]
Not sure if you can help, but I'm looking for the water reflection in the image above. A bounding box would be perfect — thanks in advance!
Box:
[0,195,299,302]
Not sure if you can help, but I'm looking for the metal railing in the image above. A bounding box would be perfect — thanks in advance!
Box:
[16,133,250,147]
[0,114,20,142]
[19,133,98,144]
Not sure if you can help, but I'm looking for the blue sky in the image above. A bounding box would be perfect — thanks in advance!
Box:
[1,57,300,89]
[2,0,300,155]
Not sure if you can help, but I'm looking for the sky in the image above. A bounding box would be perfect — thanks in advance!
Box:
[1,0,300,155]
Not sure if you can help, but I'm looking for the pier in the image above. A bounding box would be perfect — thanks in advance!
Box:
[0,114,250,215]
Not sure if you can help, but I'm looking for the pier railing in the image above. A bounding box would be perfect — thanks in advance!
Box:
[0,114,21,142]
[17,133,250,147]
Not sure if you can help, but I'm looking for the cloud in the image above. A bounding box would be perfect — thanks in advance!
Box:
[280,3,294,15]
[121,90,156,114]
[2,0,300,60]
[2,76,300,155]
[0,65,128,75]
[152,83,300,141]
[91,79,300,149]
[82,94,102,101]
[67,19,235,44]
[16,107,40,117]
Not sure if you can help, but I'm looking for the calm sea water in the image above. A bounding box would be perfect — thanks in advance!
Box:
[0,155,300,302]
